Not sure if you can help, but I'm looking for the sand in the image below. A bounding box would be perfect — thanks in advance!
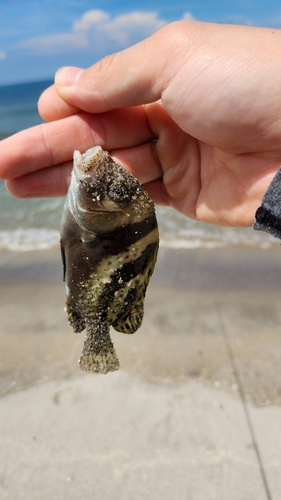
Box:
[1,245,281,499]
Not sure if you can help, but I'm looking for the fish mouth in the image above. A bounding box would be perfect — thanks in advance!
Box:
[74,146,104,178]
[74,199,124,215]
[87,207,124,214]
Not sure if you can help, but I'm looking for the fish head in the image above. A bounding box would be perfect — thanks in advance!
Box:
[68,146,145,234]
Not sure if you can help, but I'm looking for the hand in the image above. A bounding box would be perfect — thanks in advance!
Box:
[1,21,281,226]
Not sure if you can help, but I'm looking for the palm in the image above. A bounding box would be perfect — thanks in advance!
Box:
[143,118,279,226]
[194,147,278,226]
[176,144,278,226]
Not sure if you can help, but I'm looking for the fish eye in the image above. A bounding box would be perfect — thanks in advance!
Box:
[108,183,130,204]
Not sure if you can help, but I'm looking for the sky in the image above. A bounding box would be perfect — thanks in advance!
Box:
[1,0,281,85]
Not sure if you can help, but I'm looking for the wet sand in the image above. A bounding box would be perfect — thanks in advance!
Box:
[1,245,281,499]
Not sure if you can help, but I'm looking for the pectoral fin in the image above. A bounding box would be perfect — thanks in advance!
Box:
[60,241,66,282]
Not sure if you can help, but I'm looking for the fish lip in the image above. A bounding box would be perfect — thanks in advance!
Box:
[79,205,124,215]
[90,208,122,213]
[73,146,104,179]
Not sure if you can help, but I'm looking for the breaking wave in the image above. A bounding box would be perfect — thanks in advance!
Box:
[0,224,277,252]
[0,228,60,251]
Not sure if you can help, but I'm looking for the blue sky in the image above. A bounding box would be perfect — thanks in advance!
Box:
[1,0,281,85]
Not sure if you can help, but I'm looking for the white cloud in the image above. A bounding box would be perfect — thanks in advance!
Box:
[73,10,110,31]
[182,12,195,21]
[13,9,167,56]
[14,32,88,54]
[97,11,166,45]
[0,51,6,60]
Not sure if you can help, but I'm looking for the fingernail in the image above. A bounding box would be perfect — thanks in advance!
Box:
[55,67,84,87]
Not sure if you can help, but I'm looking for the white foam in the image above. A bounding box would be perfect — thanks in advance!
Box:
[156,206,279,250]
[159,228,278,250]
[0,216,278,253]
[0,228,60,251]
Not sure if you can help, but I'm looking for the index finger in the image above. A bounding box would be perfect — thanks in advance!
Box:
[0,106,155,180]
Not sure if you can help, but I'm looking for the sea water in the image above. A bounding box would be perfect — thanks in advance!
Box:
[0,80,276,252]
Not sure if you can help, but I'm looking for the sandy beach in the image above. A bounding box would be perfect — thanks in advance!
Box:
[1,244,281,499]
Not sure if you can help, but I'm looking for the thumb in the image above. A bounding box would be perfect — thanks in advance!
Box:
[54,22,185,113]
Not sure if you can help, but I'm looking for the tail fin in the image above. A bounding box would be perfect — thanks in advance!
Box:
[79,328,119,374]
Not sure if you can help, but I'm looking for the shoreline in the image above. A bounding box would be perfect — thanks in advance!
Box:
[1,245,281,405]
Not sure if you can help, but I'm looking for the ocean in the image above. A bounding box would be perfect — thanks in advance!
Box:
[0,80,277,252]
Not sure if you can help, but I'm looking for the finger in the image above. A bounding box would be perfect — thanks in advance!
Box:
[54,24,183,113]
[0,107,155,180]
[6,161,72,198]
[38,84,80,121]
[111,142,162,184]
[142,179,169,207]
[6,141,163,198]
[146,102,201,210]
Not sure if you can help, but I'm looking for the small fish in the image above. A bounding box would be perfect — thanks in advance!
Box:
[60,146,159,374]
[253,167,281,239]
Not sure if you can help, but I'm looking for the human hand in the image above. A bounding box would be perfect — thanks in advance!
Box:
[2,21,281,226]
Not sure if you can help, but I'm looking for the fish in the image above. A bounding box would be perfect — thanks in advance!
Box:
[60,146,159,374]
[253,166,281,239]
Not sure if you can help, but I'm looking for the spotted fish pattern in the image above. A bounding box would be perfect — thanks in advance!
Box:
[60,146,159,374]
